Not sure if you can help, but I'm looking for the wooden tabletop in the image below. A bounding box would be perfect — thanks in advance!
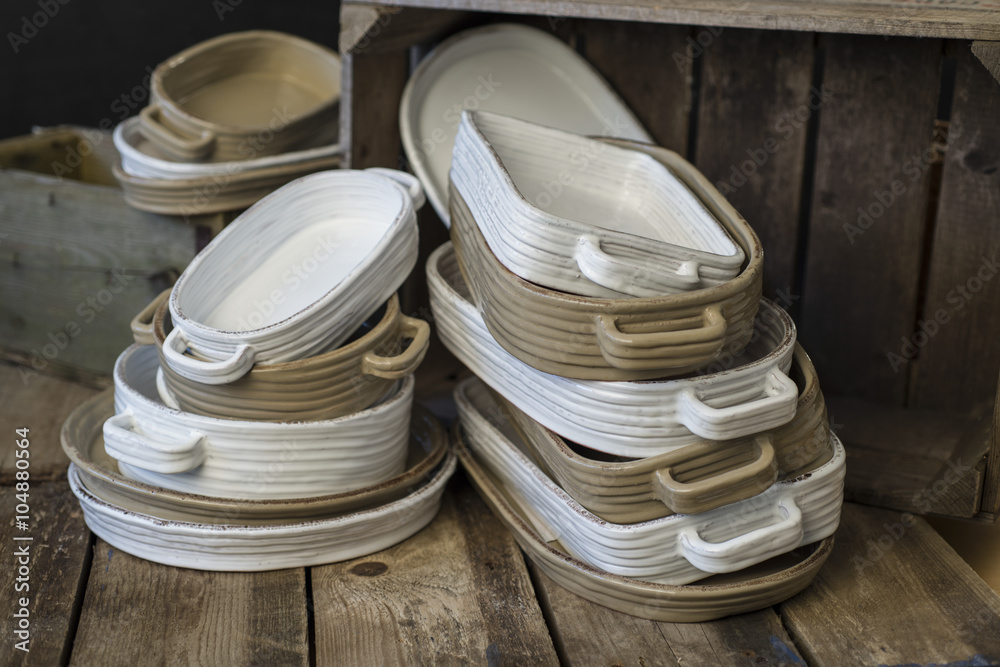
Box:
[3,363,1000,666]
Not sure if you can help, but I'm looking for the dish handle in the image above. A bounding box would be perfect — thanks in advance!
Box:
[361,315,431,379]
[652,436,778,514]
[131,289,170,346]
[678,499,804,573]
[678,369,798,441]
[139,105,216,162]
[593,305,726,369]
[575,235,702,296]
[366,168,427,211]
[103,411,207,474]
[162,328,256,385]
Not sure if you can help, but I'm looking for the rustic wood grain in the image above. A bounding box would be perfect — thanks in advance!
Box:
[311,476,559,665]
[0,482,91,665]
[341,5,476,54]
[340,49,410,170]
[799,34,941,404]
[344,0,1000,41]
[533,568,806,666]
[695,28,815,301]
[781,503,1000,665]
[0,363,101,483]
[70,542,309,667]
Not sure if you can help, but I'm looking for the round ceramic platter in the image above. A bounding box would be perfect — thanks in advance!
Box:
[63,389,449,524]
[69,445,457,571]
[455,377,845,585]
[399,22,652,225]
[428,243,797,456]
[455,431,834,622]
[451,111,743,298]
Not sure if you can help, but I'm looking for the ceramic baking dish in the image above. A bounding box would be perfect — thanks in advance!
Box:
[164,168,422,384]
[64,389,448,524]
[428,243,797,456]
[133,289,429,422]
[140,31,340,162]
[486,349,833,522]
[69,447,456,571]
[456,429,834,622]
[451,111,743,298]
[456,379,845,585]
[104,345,412,499]
[449,138,763,381]
[400,23,652,226]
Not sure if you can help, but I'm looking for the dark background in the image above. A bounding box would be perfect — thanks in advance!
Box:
[0,1,342,139]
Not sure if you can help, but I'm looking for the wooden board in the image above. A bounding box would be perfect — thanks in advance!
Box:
[799,34,941,404]
[694,28,815,302]
[311,476,559,665]
[340,50,409,170]
[70,542,309,666]
[344,0,1000,41]
[0,482,91,665]
[781,503,1000,664]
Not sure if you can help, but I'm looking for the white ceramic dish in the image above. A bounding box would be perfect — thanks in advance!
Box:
[399,22,652,225]
[456,377,845,585]
[114,117,343,181]
[68,447,456,571]
[164,168,422,384]
[451,111,743,298]
[105,345,413,499]
[428,243,797,457]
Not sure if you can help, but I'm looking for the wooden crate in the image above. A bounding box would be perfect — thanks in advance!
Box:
[0,127,231,384]
[340,0,1000,521]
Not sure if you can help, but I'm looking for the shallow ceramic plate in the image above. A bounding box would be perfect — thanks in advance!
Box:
[456,429,834,622]
[64,389,448,524]
[400,23,651,225]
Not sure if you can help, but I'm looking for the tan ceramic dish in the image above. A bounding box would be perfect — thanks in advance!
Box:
[449,139,763,381]
[493,343,832,523]
[132,289,429,422]
[455,429,833,622]
[141,31,341,162]
[62,389,449,525]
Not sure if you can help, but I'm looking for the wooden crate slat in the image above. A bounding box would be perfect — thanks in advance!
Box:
[694,28,815,299]
[0,482,91,665]
[70,543,309,667]
[799,34,941,404]
[341,50,410,170]
[781,502,1000,664]
[311,478,559,665]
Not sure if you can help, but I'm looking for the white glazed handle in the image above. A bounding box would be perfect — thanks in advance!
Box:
[366,168,426,211]
[162,328,255,385]
[678,499,804,573]
[576,235,701,296]
[678,368,798,441]
[103,412,207,474]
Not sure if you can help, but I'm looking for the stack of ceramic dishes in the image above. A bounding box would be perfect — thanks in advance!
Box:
[112,31,344,214]
[65,168,458,571]
[426,112,845,621]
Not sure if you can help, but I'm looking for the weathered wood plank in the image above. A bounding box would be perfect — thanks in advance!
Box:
[533,567,806,666]
[577,19,692,154]
[311,476,559,665]
[70,542,309,667]
[799,34,941,404]
[781,502,1000,665]
[344,0,1000,41]
[341,50,409,170]
[0,482,91,665]
[341,5,476,54]
[0,363,101,483]
[695,28,815,300]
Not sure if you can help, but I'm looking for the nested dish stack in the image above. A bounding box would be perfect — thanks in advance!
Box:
[64,168,458,572]
[429,111,844,621]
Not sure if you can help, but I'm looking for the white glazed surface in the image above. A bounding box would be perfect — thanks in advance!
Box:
[68,450,456,571]
[105,345,413,499]
[399,23,652,226]
[428,243,797,456]
[165,168,420,384]
[455,378,845,585]
[451,111,743,298]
